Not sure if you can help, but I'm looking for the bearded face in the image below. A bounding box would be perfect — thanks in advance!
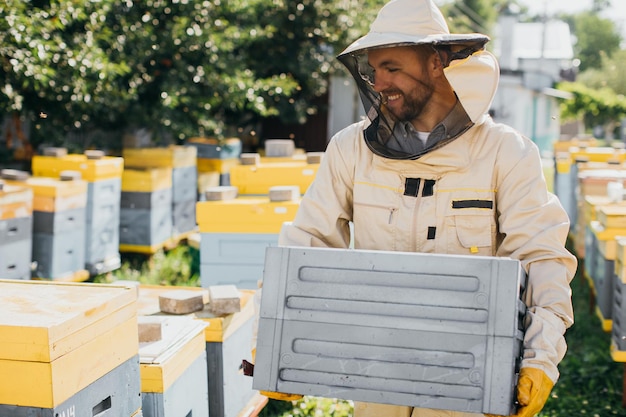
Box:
[367,45,436,124]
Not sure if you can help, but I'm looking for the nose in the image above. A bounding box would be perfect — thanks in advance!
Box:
[372,72,389,93]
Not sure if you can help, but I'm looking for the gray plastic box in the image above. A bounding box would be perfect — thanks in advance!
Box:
[121,188,172,210]
[32,229,86,279]
[0,239,31,280]
[199,232,278,289]
[612,275,626,352]
[33,207,86,234]
[172,165,197,203]
[120,205,172,247]
[142,351,209,417]
[254,246,526,416]
[172,198,196,237]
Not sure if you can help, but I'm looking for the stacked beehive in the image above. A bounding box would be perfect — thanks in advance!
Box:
[196,185,300,289]
[1,169,88,281]
[229,139,322,197]
[31,149,123,275]
[0,179,33,280]
[553,143,626,238]
[188,137,242,191]
[119,167,173,254]
[587,206,626,331]
[122,145,198,242]
[612,237,626,361]
[0,280,141,416]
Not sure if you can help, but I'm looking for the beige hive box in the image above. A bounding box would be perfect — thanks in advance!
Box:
[0,280,139,410]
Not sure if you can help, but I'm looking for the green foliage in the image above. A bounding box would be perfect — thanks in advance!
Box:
[440,0,500,35]
[577,49,626,96]
[262,397,353,417]
[93,245,200,286]
[568,12,622,72]
[0,0,385,149]
[557,81,626,136]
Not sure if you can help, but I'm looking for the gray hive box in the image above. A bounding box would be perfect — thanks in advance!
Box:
[254,246,526,416]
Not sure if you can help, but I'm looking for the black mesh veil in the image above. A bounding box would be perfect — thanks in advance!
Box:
[336,39,489,160]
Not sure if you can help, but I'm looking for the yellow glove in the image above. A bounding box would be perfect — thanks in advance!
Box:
[511,367,554,417]
[485,367,553,417]
[250,349,304,402]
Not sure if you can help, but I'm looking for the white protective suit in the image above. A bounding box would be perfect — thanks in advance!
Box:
[275,1,577,416]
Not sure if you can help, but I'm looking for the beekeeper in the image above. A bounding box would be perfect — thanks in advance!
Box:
[264,0,577,416]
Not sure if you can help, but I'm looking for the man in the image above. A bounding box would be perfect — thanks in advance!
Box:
[270,0,576,416]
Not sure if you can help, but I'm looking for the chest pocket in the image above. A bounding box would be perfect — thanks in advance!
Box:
[445,198,496,256]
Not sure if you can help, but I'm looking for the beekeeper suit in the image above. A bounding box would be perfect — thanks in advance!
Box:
[271,0,577,416]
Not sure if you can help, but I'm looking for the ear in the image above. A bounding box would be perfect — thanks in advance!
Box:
[431,50,450,75]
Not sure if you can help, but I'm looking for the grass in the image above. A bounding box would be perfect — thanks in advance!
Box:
[101,243,626,416]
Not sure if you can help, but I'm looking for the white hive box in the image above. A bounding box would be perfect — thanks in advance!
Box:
[254,246,526,416]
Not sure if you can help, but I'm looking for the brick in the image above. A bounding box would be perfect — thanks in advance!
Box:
[240,153,261,166]
[158,289,208,315]
[208,285,241,315]
[138,317,163,343]
[306,152,324,164]
[264,139,295,157]
[269,185,300,202]
[204,186,238,201]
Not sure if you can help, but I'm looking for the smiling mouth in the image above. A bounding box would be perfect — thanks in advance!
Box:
[384,93,402,104]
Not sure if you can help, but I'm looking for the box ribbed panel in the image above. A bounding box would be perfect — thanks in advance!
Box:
[254,246,525,415]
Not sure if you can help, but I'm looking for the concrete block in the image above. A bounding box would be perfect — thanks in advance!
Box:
[254,246,526,416]
[241,153,261,166]
[158,289,208,314]
[269,185,300,202]
[264,139,294,157]
[43,147,68,157]
[204,186,238,201]
[209,285,241,315]
[138,317,163,343]
[306,152,324,164]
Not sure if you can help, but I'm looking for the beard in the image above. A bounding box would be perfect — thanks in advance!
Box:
[385,77,435,123]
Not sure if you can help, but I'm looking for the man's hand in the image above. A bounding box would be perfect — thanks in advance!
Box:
[511,367,554,417]
[486,367,554,417]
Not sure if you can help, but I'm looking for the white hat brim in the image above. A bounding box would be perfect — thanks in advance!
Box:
[338,32,489,57]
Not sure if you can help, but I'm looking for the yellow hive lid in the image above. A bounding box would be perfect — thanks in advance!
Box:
[122,167,173,192]
[196,197,300,233]
[32,152,124,181]
[123,145,197,169]
[0,280,137,363]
